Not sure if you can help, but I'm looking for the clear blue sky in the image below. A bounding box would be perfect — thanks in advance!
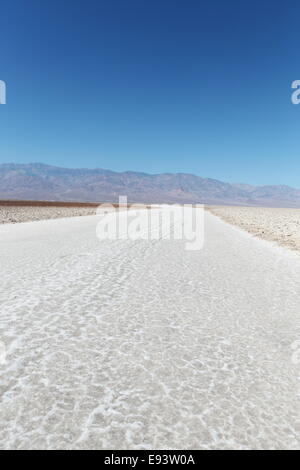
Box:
[0,0,299,186]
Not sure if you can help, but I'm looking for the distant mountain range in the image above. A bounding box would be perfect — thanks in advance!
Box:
[1,163,300,207]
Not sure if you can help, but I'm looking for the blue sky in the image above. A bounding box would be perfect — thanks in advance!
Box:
[0,0,299,186]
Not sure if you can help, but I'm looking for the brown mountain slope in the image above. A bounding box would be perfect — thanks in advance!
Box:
[1,163,300,207]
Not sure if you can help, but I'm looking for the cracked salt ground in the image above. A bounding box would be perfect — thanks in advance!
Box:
[0,210,300,449]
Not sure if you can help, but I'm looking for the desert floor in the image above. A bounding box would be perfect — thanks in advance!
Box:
[207,205,300,253]
[0,208,299,449]
[0,202,98,224]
